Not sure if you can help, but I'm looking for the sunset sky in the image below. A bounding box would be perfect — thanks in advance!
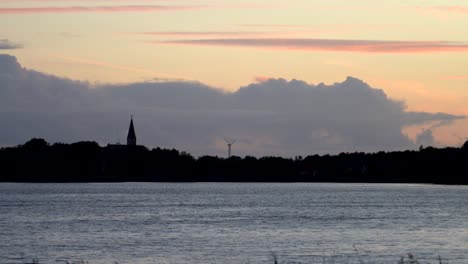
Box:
[1,0,468,155]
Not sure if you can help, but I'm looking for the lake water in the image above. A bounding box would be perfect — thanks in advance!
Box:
[1,183,468,264]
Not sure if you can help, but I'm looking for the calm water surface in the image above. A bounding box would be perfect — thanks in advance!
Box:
[1,183,468,264]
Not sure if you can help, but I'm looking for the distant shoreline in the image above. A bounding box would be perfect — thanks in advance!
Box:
[2,138,468,185]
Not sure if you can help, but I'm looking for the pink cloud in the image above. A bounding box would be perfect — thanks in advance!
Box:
[254,76,272,83]
[0,5,204,14]
[157,38,468,54]
[436,6,468,13]
[421,6,468,14]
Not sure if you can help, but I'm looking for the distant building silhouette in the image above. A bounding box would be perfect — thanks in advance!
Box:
[127,116,137,146]
[106,116,138,150]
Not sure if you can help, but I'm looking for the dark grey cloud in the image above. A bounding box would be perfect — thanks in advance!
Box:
[403,112,465,125]
[0,54,463,156]
[0,39,22,49]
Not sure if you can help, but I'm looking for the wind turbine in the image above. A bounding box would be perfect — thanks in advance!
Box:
[224,138,236,158]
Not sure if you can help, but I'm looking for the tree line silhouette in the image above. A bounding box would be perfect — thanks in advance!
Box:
[1,138,468,184]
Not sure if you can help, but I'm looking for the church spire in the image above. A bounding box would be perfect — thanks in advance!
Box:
[127,115,137,146]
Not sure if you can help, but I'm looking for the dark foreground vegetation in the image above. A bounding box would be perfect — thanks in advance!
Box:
[1,138,468,184]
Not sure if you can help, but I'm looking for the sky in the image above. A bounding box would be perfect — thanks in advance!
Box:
[1,0,468,156]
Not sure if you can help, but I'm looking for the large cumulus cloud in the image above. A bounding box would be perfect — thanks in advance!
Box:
[0,54,463,156]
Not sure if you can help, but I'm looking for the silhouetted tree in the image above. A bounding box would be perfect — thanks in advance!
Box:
[1,138,468,184]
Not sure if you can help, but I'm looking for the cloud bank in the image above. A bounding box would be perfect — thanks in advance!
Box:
[0,54,463,156]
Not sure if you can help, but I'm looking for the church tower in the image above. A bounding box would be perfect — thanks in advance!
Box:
[127,116,137,146]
